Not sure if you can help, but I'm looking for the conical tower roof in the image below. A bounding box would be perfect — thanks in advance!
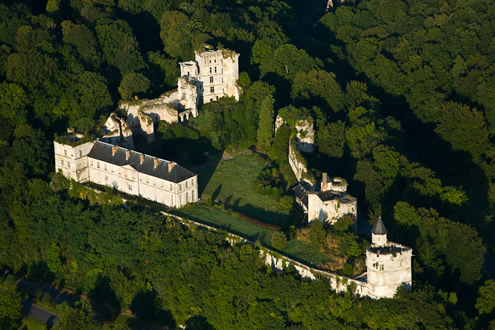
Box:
[372,217,388,235]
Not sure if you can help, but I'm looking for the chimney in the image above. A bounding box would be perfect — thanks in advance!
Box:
[140,154,144,164]
[168,162,175,172]
[112,145,118,156]
[125,150,130,160]
[322,172,328,191]
[154,158,159,169]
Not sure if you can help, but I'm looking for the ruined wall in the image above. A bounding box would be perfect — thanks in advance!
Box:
[295,119,315,153]
[307,193,357,224]
[289,141,308,181]
[125,105,155,142]
[101,114,134,150]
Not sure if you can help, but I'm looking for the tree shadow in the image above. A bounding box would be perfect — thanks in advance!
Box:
[28,261,55,283]
[88,276,120,322]
[129,290,176,328]
[210,184,222,202]
[185,315,214,330]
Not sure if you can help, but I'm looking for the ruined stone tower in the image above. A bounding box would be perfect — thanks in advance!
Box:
[179,48,240,104]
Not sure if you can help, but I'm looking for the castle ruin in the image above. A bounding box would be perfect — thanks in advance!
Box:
[121,47,240,142]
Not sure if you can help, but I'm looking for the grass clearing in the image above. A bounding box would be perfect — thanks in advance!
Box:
[171,204,331,267]
[21,316,46,329]
[196,152,292,227]
[172,204,275,246]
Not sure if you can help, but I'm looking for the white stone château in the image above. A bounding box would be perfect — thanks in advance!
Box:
[294,173,357,224]
[365,217,413,298]
[54,137,198,208]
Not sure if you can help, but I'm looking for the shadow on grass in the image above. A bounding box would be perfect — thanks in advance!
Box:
[234,203,292,228]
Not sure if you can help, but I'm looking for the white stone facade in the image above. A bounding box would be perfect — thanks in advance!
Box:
[365,218,413,298]
[181,49,240,104]
[54,137,94,183]
[54,139,198,208]
[294,173,357,225]
[307,192,357,224]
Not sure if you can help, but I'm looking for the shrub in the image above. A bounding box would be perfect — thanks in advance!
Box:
[309,220,326,246]
[343,263,354,276]
[271,231,288,250]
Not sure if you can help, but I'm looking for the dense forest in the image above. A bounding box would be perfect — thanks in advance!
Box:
[1,0,495,328]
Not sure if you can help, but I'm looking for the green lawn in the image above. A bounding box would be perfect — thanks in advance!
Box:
[21,316,46,329]
[172,204,275,246]
[196,152,292,226]
[171,204,330,267]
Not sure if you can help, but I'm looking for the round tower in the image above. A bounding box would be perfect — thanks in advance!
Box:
[366,217,413,298]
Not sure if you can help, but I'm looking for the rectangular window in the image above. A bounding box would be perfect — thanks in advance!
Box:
[64,150,67,156]
[97,162,100,169]
[210,87,214,93]
[128,184,132,191]
[79,150,82,157]
[104,164,107,171]
[210,67,212,73]
[210,76,213,83]
[170,184,172,191]
[186,192,189,203]
[214,67,217,73]
[186,181,188,188]
[61,160,64,166]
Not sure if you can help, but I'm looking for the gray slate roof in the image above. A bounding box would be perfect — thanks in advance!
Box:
[372,217,388,235]
[88,141,196,183]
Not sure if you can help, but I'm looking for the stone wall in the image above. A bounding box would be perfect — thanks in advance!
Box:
[161,211,379,299]
[289,141,308,181]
